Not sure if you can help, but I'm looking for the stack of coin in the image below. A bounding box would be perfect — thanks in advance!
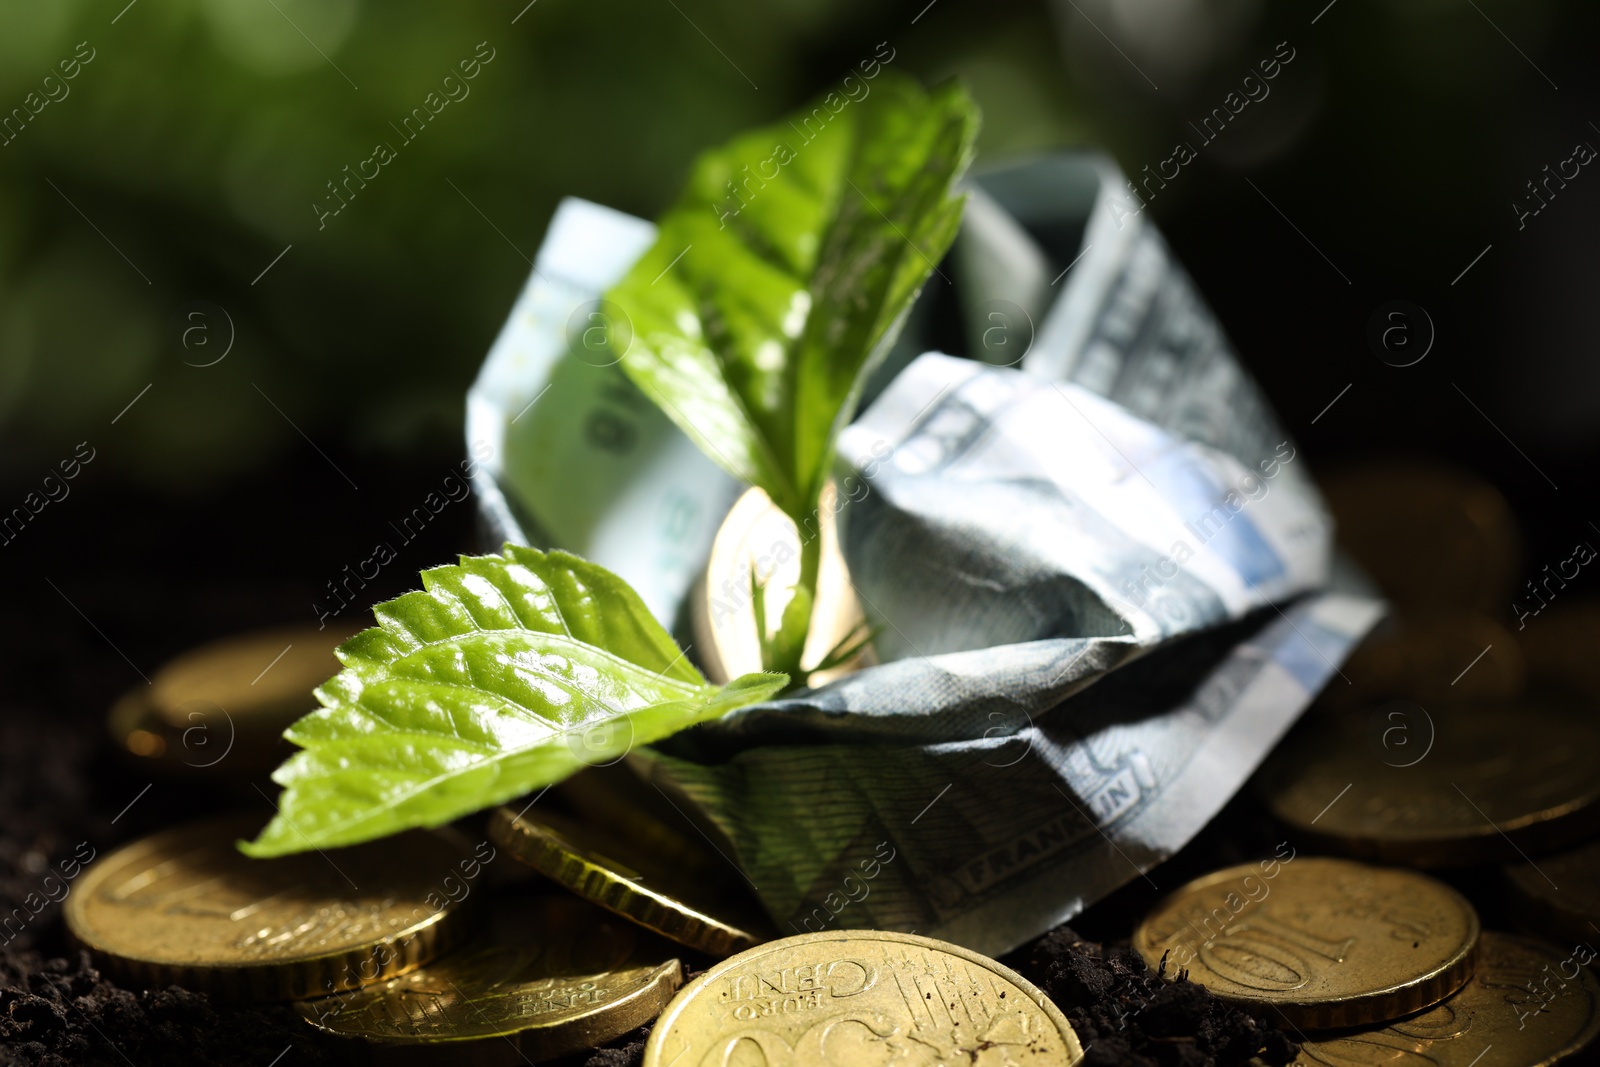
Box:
[65,814,477,1000]
[1317,461,1526,714]
[486,801,774,957]
[108,621,361,777]
[1233,452,1600,1062]
[1135,858,1600,1065]
[297,892,686,1064]
[70,455,1598,1062]
[1259,699,1600,867]
[1519,600,1600,701]
[64,810,699,1061]
[66,784,1093,1061]
[1319,460,1521,619]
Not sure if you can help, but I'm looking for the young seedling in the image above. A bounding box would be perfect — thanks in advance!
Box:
[606,72,978,684]
[244,75,979,855]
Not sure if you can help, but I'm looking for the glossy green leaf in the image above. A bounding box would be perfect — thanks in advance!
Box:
[242,545,786,857]
[607,73,979,521]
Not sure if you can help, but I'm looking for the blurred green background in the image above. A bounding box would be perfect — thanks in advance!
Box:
[0,0,1082,487]
[3,0,1596,496]
[3,9,1598,1055]
[0,0,1596,932]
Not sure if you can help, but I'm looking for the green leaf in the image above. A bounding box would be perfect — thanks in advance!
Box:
[242,545,786,857]
[607,72,979,521]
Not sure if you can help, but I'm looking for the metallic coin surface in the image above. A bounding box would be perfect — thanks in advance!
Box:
[110,622,361,775]
[554,763,726,880]
[1506,836,1600,946]
[1287,933,1600,1067]
[643,929,1083,1067]
[1321,461,1519,614]
[1260,702,1600,866]
[1135,857,1479,1029]
[488,805,769,957]
[108,688,183,764]
[1520,601,1600,700]
[297,892,683,1062]
[692,483,873,685]
[149,622,359,726]
[1323,614,1525,711]
[66,814,474,1000]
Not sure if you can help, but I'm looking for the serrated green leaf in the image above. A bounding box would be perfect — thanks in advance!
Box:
[242,545,786,857]
[607,73,979,522]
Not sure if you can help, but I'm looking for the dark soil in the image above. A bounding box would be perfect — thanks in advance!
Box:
[0,452,1304,1066]
[0,659,1296,1067]
[0,454,1305,1067]
[1017,928,1297,1067]
[0,947,333,1067]
[0,717,1289,1067]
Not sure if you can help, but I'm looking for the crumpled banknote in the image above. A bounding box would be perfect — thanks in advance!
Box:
[465,152,1382,956]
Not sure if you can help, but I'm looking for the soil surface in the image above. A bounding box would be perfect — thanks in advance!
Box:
[0,687,1296,1066]
[0,456,1385,1066]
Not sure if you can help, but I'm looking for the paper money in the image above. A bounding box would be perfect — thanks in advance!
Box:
[635,348,1374,955]
[998,154,1304,484]
[645,592,1379,957]
[465,197,739,626]
[467,152,1382,957]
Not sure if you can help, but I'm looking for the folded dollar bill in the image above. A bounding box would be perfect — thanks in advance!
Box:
[466,153,1382,956]
[465,196,738,626]
[644,592,1378,956]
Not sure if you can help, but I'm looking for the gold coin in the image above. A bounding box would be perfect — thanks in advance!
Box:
[1506,837,1600,946]
[108,688,179,762]
[643,929,1084,1067]
[691,483,873,685]
[1322,614,1525,711]
[297,891,683,1061]
[107,687,292,780]
[1287,933,1600,1066]
[1260,702,1600,866]
[555,763,727,881]
[149,622,359,726]
[488,805,770,957]
[109,622,361,774]
[1520,601,1600,700]
[1134,857,1478,1029]
[66,814,475,1000]
[1321,461,1519,614]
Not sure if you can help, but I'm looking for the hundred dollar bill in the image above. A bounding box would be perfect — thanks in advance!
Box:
[467,153,1381,955]
[635,350,1375,956]
[643,590,1379,957]
[973,154,1304,483]
[465,197,739,626]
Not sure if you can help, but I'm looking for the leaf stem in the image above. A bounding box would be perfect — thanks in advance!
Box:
[762,509,823,688]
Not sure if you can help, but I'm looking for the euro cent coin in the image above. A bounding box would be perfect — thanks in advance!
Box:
[1520,601,1600,700]
[488,805,770,957]
[1287,932,1599,1066]
[1260,701,1600,866]
[109,621,361,775]
[1322,613,1524,711]
[643,929,1084,1067]
[1505,835,1600,946]
[1134,857,1479,1029]
[1320,461,1519,614]
[297,892,683,1061]
[147,622,362,731]
[65,814,475,1000]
